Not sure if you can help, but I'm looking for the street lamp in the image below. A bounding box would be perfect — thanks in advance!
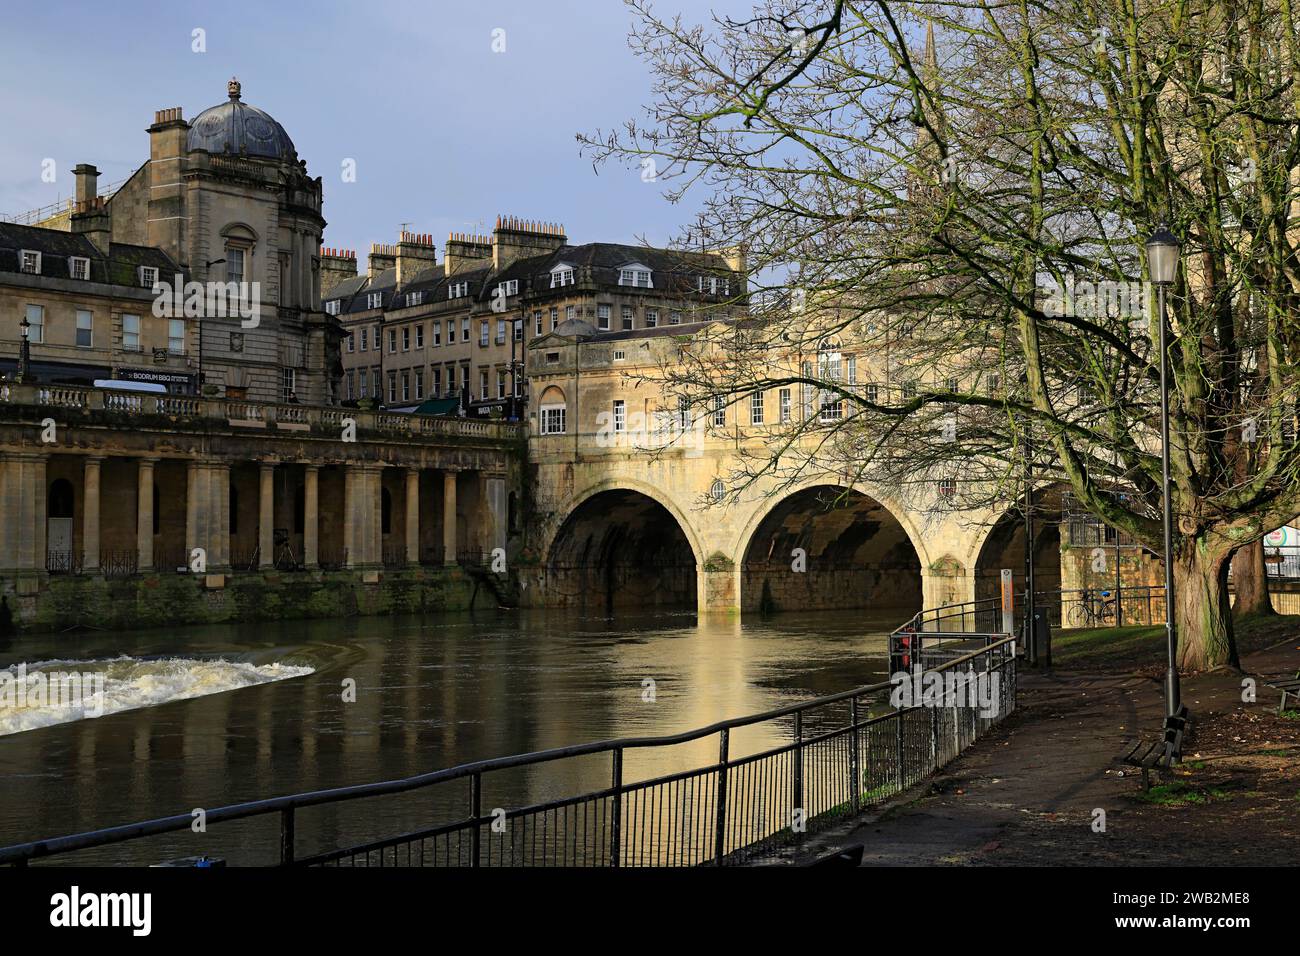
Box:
[1145,223,1181,719]
[16,315,31,384]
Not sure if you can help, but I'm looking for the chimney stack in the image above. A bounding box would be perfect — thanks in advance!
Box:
[319,247,358,296]
[368,242,397,279]
[491,216,567,271]
[396,231,437,286]
[444,232,492,277]
[73,164,99,206]
[147,107,189,265]
[69,164,110,254]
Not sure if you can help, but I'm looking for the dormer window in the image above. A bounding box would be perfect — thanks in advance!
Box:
[619,265,653,288]
[448,281,469,299]
[138,265,159,289]
[68,256,90,281]
[495,279,519,298]
[550,265,575,288]
[325,300,340,315]
[697,275,730,296]
[19,250,41,275]
[366,291,383,309]
[405,291,424,307]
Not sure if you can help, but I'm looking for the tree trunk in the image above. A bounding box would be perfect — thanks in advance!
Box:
[1172,539,1239,671]
[1231,539,1274,618]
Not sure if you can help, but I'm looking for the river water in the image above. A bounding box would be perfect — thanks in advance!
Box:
[0,608,904,865]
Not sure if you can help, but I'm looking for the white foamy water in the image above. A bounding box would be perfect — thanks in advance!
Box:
[0,657,314,736]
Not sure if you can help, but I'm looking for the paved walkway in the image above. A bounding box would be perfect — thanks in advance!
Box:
[789,635,1300,866]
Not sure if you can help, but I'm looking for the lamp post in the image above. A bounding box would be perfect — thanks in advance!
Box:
[17,315,31,384]
[1146,224,1181,719]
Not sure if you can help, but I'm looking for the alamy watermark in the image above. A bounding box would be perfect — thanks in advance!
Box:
[1,663,106,719]
[1040,277,1148,320]
[152,272,261,329]
[889,667,1000,719]
[594,409,707,458]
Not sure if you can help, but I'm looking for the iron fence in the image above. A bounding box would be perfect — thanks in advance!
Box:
[44,550,81,575]
[0,638,1017,868]
[98,549,138,579]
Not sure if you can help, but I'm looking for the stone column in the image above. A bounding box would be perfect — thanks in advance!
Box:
[303,465,319,569]
[475,472,491,558]
[344,463,382,568]
[258,462,275,569]
[0,451,47,573]
[405,468,420,565]
[442,470,458,565]
[185,460,231,572]
[136,458,156,572]
[82,456,103,572]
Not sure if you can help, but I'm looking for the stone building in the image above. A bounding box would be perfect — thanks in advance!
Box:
[327,217,745,417]
[0,78,342,404]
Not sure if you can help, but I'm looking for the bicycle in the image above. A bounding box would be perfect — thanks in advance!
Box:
[1067,588,1118,628]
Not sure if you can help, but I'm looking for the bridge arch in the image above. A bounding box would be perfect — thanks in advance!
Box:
[541,479,703,614]
[736,481,928,616]
[970,484,1066,606]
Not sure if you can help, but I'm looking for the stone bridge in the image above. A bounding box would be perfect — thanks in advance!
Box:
[520,424,1066,619]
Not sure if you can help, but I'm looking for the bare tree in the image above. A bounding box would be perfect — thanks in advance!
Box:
[582,0,1300,669]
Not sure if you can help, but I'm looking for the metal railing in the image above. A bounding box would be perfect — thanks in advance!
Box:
[0,638,1017,868]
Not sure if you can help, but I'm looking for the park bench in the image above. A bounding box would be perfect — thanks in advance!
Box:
[1115,708,1190,791]
[1262,671,1300,715]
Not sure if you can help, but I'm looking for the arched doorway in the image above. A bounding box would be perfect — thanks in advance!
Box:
[741,485,922,617]
[546,489,697,614]
[47,478,76,572]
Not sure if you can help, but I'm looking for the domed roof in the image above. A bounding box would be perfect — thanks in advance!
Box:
[553,318,597,338]
[186,78,296,161]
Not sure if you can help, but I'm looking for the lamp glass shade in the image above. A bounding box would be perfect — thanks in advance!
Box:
[1146,227,1180,285]
[18,317,29,339]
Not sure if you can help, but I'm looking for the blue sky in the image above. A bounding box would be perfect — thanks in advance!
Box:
[0,0,750,253]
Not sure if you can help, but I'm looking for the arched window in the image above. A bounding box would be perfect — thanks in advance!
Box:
[539,385,567,435]
[48,479,74,518]
[381,487,392,534]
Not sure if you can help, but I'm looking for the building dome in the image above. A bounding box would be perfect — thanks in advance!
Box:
[186,78,296,161]
[552,318,597,338]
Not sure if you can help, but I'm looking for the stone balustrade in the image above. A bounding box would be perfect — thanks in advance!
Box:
[0,382,525,442]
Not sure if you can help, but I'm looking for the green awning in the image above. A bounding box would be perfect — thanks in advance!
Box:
[413,397,460,416]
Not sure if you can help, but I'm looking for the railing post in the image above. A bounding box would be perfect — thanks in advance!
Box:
[714,728,729,866]
[930,695,939,769]
[279,807,295,865]
[470,772,482,868]
[610,747,623,868]
[895,705,905,791]
[792,711,804,825]
[849,697,861,812]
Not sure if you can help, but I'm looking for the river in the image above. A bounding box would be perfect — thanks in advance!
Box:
[0,608,905,865]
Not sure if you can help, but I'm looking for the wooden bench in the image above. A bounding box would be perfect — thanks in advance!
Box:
[1263,672,1300,715]
[1116,709,1190,790]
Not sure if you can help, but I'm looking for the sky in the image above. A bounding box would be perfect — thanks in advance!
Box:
[0,0,753,254]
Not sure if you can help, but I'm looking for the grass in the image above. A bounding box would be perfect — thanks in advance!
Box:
[1136,780,1232,806]
[1051,613,1300,672]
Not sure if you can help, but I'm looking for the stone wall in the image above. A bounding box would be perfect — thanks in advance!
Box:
[1,567,479,635]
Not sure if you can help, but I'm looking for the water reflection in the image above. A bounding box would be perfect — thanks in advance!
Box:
[0,608,904,865]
